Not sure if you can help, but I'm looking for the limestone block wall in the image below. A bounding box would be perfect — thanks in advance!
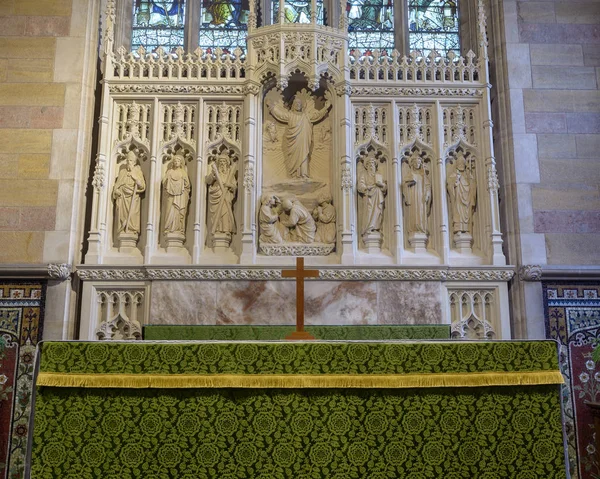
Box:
[491,0,600,338]
[0,0,99,338]
[519,0,600,265]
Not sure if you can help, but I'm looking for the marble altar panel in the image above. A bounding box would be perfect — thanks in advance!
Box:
[149,280,443,326]
[305,281,377,325]
[377,281,443,324]
[149,281,217,325]
[216,281,296,324]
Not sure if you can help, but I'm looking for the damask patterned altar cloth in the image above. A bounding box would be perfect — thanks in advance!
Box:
[30,341,567,478]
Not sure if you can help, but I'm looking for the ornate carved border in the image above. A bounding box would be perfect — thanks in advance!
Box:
[77,266,514,281]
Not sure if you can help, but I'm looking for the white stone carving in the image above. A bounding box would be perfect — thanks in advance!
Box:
[351,87,483,97]
[243,162,254,189]
[113,149,146,249]
[96,290,144,340]
[109,84,246,94]
[401,148,432,252]
[266,89,331,179]
[446,269,514,281]
[449,289,496,340]
[487,164,499,192]
[446,150,477,253]
[279,198,317,243]
[47,263,71,281]
[443,105,477,148]
[92,159,105,190]
[206,149,238,251]
[260,244,335,256]
[313,194,336,244]
[518,265,542,281]
[398,104,432,146]
[259,194,284,245]
[111,46,246,82]
[354,104,388,147]
[357,150,387,252]
[341,164,352,192]
[162,152,191,249]
[206,103,242,147]
[161,102,196,145]
[116,102,151,146]
[77,267,514,281]
[349,50,480,84]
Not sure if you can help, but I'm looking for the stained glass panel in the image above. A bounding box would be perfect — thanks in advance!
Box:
[132,0,186,52]
[347,0,394,52]
[272,0,324,24]
[199,0,249,51]
[408,0,460,57]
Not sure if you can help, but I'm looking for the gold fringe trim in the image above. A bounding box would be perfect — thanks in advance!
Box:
[36,371,564,389]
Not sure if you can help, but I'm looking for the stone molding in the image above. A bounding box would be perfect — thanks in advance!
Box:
[0,264,71,280]
[76,266,514,282]
[350,87,483,97]
[519,265,600,281]
[259,244,336,257]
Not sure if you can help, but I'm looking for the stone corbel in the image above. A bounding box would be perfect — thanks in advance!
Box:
[518,265,543,282]
[47,263,72,281]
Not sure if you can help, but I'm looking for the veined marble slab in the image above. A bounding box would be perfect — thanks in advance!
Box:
[150,281,217,325]
[377,281,442,324]
[148,280,443,326]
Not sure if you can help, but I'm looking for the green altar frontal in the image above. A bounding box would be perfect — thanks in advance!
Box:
[143,324,451,341]
[31,341,567,478]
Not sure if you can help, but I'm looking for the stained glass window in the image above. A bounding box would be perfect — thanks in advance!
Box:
[408,0,460,57]
[132,0,186,52]
[199,0,250,51]
[347,0,394,52]
[272,0,324,24]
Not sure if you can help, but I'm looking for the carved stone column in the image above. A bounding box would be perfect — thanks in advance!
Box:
[240,84,260,263]
[336,83,355,264]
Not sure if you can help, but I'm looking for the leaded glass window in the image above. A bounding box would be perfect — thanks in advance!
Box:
[347,0,394,52]
[272,0,324,24]
[408,0,460,57]
[132,0,186,52]
[199,0,250,51]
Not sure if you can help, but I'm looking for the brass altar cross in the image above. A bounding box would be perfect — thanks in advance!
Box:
[282,257,319,340]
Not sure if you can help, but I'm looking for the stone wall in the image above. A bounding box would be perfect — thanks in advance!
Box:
[0,0,99,337]
[505,0,600,266]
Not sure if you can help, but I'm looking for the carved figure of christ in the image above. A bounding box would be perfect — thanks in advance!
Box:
[282,257,319,340]
[267,97,330,179]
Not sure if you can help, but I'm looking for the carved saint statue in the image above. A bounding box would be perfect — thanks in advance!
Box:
[113,150,146,239]
[313,194,336,244]
[266,91,331,179]
[206,152,237,238]
[357,152,387,237]
[280,199,316,243]
[402,153,432,236]
[446,152,477,235]
[259,194,284,244]
[162,153,191,236]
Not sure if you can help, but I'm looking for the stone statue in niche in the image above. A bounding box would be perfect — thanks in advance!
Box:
[357,151,387,253]
[313,194,336,244]
[206,151,237,251]
[113,150,146,249]
[446,151,477,252]
[259,194,284,244]
[402,151,432,252]
[162,152,191,249]
[280,198,316,243]
[266,89,331,179]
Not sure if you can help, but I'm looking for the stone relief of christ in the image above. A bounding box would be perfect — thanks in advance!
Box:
[266,89,331,179]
